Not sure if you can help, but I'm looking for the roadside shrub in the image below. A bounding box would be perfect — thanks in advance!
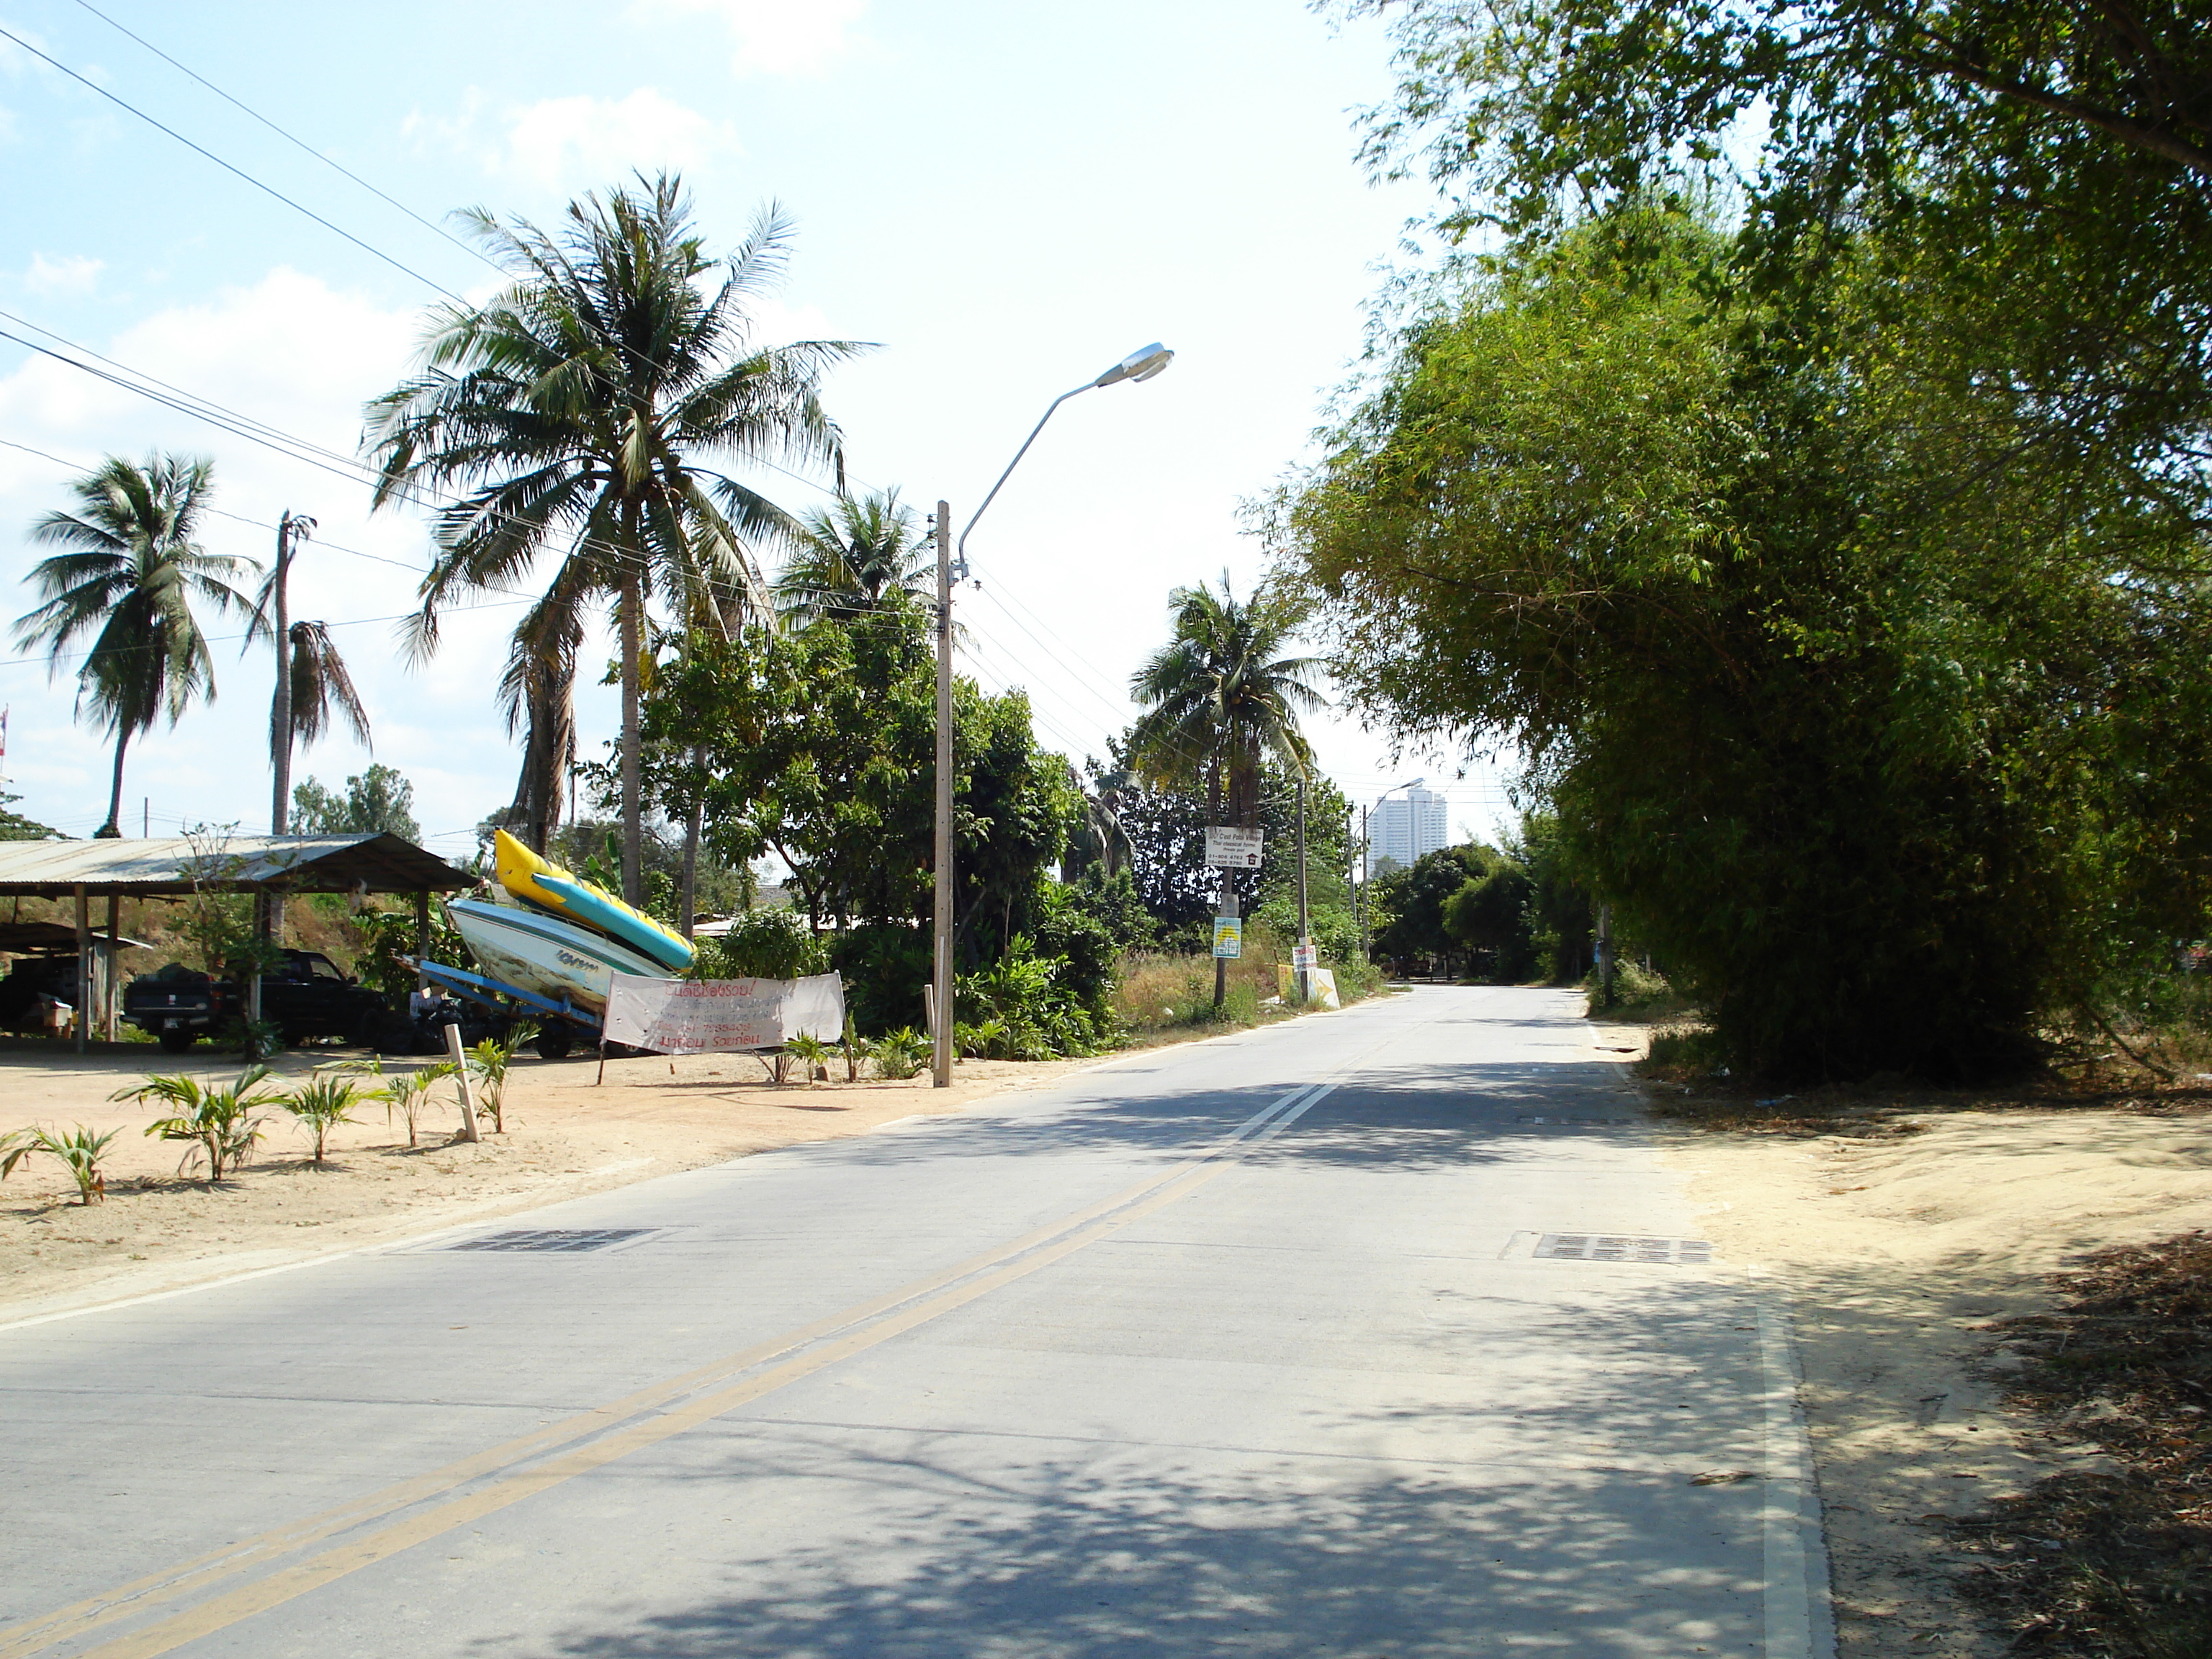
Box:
[830,922,929,1036]
[692,910,831,982]
[871,1027,927,1079]
[956,935,1107,1058]
[1,1123,123,1204]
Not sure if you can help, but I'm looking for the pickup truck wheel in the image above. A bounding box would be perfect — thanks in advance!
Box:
[533,1026,575,1061]
[158,1030,197,1054]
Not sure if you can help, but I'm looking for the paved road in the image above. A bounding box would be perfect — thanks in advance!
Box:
[0,986,1830,1658]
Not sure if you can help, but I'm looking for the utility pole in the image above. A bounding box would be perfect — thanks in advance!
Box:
[1294,772,1311,1003]
[932,500,955,1089]
[1344,805,1362,960]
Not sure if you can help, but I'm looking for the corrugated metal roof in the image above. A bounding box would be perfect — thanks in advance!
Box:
[0,833,477,896]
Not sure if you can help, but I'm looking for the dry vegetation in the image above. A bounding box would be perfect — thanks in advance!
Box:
[1617,1001,2212,1658]
[1949,1234,2212,1658]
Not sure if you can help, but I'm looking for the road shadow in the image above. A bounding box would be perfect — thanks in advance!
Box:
[518,1403,1765,1659]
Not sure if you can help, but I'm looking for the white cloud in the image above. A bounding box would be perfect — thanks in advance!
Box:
[409,87,739,192]
[21,253,102,295]
[626,0,868,76]
[0,266,566,841]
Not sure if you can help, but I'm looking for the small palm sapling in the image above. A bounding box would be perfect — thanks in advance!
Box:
[121,1066,276,1179]
[279,1076,361,1164]
[1,1124,123,1204]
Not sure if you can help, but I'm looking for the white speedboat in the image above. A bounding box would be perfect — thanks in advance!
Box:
[446,896,675,1015]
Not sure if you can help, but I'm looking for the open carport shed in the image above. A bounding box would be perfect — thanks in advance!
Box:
[0,834,478,1050]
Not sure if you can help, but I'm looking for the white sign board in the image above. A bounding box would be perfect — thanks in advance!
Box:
[1212,917,1243,959]
[602,971,845,1054]
[1204,827,1264,868]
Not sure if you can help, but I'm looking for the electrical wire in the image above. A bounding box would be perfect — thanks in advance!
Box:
[67,0,504,279]
[0,23,471,305]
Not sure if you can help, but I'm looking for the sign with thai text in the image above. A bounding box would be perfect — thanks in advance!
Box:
[603,971,845,1053]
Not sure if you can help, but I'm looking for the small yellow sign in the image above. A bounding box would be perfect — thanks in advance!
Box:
[1211,918,1243,959]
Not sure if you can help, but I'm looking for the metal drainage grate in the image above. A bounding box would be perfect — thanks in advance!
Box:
[1514,1115,1636,1126]
[445,1228,655,1254]
[1534,1233,1714,1265]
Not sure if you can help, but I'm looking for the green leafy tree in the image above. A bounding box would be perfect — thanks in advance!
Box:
[0,790,58,842]
[12,454,261,837]
[291,764,421,842]
[366,172,860,889]
[1274,202,2212,1077]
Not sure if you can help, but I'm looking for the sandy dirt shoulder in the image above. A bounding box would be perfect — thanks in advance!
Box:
[1593,1018,2212,1659]
[0,1045,1118,1325]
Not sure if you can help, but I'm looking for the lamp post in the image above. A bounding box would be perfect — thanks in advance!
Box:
[932,342,1175,1088]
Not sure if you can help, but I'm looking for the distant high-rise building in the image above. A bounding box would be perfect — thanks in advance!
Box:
[1367,787,1448,877]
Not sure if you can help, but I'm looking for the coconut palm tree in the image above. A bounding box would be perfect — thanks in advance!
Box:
[12,454,262,837]
[1128,574,1326,1004]
[276,621,371,778]
[1128,574,1323,822]
[261,512,372,833]
[774,488,935,626]
[364,171,860,900]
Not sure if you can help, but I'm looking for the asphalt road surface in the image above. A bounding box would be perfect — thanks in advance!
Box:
[0,986,1833,1658]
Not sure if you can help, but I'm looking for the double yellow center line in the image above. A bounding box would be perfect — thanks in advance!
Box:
[3,1076,1343,1659]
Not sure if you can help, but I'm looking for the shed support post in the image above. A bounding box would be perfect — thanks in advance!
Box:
[104,893,120,1040]
[73,884,88,1054]
[414,892,430,991]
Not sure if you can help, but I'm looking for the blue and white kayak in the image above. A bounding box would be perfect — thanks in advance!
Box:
[446,896,675,1015]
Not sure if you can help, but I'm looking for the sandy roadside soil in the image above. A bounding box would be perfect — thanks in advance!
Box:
[0,1044,1112,1323]
[1593,1020,2212,1659]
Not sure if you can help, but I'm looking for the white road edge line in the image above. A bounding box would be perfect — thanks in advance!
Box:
[1758,1297,1838,1659]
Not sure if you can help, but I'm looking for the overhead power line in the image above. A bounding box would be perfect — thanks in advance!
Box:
[0,22,469,305]
[68,0,503,279]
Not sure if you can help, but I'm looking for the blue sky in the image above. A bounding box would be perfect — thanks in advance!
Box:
[0,0,1514,859]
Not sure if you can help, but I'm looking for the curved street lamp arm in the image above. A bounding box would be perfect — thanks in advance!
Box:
[955,380,1094,572]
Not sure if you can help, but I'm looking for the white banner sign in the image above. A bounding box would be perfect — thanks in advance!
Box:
[1204,827,1264,868]
[602,971,845,1054]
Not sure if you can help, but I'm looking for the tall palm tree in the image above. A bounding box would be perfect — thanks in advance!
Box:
[1128,574,1325,1003]
[12,454,262,837]
[774,488,934,626]
[365,171,860,900]
[261,511,373,834]
[1128,573,1323,822]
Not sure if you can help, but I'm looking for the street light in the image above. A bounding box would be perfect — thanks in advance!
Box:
[930,342,1175,1088]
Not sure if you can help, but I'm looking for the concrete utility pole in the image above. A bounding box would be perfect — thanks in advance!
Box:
[1294,773,1311,1004]
[1357,805,1369,961]
[932,499,955,1090]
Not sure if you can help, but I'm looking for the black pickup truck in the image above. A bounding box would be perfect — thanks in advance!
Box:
[123,950,389,1053]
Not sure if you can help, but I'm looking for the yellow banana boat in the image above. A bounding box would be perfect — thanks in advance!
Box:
[493,830,694,973]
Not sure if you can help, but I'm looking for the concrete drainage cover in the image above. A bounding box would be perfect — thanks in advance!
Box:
[445,1228,657,1254]
[1514,1115,1636,1126]
[1534,1233,1714,1264]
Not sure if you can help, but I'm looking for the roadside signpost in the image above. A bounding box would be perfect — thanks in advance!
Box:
[1204,827,1264,868]
[1212,917,1243,959]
